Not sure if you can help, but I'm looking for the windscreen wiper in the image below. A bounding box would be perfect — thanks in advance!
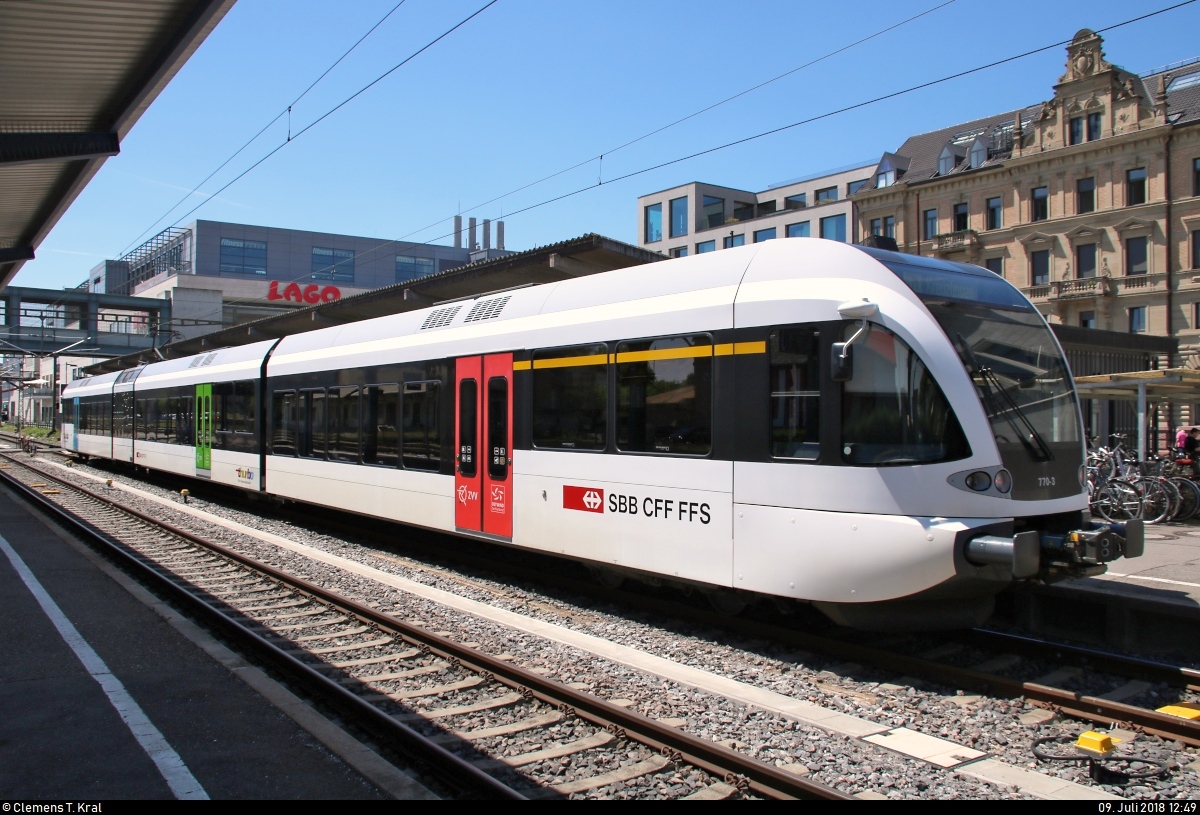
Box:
[956,334,1052,462]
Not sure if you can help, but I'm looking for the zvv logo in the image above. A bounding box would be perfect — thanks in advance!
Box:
[457,485,478,504]
[563,485,604,514]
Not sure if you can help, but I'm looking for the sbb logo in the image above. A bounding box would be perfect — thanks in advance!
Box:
[563,485,604,513]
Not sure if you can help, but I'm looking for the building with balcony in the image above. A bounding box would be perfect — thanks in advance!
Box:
[88,217,513,340]
[635,161,873,256]
[853,30,1200,355]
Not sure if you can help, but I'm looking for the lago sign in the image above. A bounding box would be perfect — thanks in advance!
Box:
[266,281,342,304]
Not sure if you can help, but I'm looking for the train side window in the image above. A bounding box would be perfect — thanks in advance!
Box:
[840,323,970,466]
[769,327,821,460]
[531,344,608,450]
[487,377,508,480]
[616,335,712,456]
[299,388,327,458]
[362,384,399,467]
[402,380,440,470]
[272,390,297,456]
[236,381,255,434]
[458,379,478,476]
[328,386,361,463]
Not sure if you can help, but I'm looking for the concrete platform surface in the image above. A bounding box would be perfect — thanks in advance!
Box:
[0,484,390,800]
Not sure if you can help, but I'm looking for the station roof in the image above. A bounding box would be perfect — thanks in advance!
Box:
[0,0,237,290]
[82,232,665,373]
[1074,368,1200,401]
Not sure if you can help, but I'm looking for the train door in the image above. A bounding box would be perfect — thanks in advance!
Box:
[195,383,212,476]
[69,398,80,451]
[454,353,513,538]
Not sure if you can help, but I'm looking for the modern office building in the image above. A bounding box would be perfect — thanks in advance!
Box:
[88,217,512,339]
[635,162,873,256]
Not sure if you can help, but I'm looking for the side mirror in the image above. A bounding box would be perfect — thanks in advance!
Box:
[831,343,854,381]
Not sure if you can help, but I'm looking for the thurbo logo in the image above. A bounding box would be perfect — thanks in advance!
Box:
[457,485,478,504]
[235,467,255,481]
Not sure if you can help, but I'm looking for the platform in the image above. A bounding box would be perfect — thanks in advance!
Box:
[1000,521,1200,655]
[0,483,393,800]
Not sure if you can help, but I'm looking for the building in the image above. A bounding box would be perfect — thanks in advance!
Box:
[89,217,512,340]
[854,30,1200,353]
[635,161,873,256]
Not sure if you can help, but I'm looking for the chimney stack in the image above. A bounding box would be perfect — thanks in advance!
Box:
[468,217,477,251]
[482,219,491,251]
[497,220,505,250]
[453,215,462,249]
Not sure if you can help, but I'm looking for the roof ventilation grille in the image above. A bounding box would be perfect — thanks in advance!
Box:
[421,304,464,330]
[201,352,218,366]
[463,296,511,323]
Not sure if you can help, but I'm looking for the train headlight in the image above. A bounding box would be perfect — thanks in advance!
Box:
[993,469,1012,494]
[964,471,992,491]
[1078,464,1087,488]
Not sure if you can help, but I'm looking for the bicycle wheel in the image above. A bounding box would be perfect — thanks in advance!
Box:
[1091,480,1142,523]
[1133,478,1171,525]
[1170,477,1200,521]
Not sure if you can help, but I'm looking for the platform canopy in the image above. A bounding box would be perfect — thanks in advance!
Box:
[1074,368,1200,460]
[0,0,237,290]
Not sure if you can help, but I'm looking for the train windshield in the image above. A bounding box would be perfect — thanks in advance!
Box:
[868,251,1082,470]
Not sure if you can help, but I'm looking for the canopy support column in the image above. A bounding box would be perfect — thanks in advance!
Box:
[1137,382,1147,461]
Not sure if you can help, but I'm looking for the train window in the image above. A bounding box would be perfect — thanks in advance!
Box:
[362,384,399,467]
[840,324,970,466]
[459,379,478,476]
[487,377,508,480]
[114,392,134,439]
[531,344,607,451]
[328,386,361,463]
[769,327,820,460]
[272,390,297,456]
[402,380,440,470]
[176,396,193,445]
[299,389,326,458]
[616,335,712,456]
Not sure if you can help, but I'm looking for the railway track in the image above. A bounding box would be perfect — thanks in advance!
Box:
[0,450,847,801]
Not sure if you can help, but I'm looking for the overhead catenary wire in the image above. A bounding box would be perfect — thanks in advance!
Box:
[191,0,1198,327]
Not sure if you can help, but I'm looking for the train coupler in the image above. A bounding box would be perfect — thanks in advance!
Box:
[1034,519,1143,582]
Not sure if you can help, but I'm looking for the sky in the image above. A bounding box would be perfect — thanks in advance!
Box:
[15,0,1200,290]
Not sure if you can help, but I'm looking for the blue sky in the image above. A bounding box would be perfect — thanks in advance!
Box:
[16,0,1200,290]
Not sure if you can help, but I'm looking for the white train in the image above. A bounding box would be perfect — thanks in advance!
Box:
[61,240,1142,629]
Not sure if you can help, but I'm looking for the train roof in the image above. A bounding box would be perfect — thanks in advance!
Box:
[134,339,278,390]
[62,370,121,399]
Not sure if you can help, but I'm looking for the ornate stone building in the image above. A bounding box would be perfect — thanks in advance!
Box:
[855,30,1200,358]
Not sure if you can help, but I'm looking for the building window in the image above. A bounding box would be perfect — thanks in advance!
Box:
[847,179,867,196]
[1080,310,1096,329]
[219,238,267,275]
[984,257,1003,276]
[754,227,776,243]
[696,240,716,254]
[815,186,838,204]
[1126,236,1148,275]
[723,234,744,249]
[1078,177,1096,214]
[786,222,810,239]
[757,200,777,216]
[969,138,986,169]
[1129,306,1147,334]
[1193,157,1200,196]
[644,203,662,243]
[669,247,688,258]
[1193,229,1200,269]
[883,216,895,238]
[923,209,937,240]
[395,255,435,283]
[784,193,806,210]
[1069,117,1084,145]
[1031,249,1050,285]
[1127,168,1147,206]
[1031,186,1049,222]
[1087,112,1102,141]
[669,196,688,238]
[986,197,1003,230]
[733,201,755,221]
[876,170,894,188]
[869,218,881,236]
[702,195,724,228]
[1076,243,1097,279]
[953,203,969,232]
[311,247,354,281]
[1195,302,1200,329]
[820,214,846,242]
[937,146,956,176]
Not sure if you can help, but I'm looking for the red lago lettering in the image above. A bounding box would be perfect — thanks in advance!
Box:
[267,281,342,303]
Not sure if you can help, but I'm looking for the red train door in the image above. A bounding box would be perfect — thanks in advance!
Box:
[455,353,513,538]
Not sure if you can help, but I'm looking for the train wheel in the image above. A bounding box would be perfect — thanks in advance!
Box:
[705,589,747,616]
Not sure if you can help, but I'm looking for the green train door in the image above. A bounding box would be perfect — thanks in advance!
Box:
[196,383,212,475]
